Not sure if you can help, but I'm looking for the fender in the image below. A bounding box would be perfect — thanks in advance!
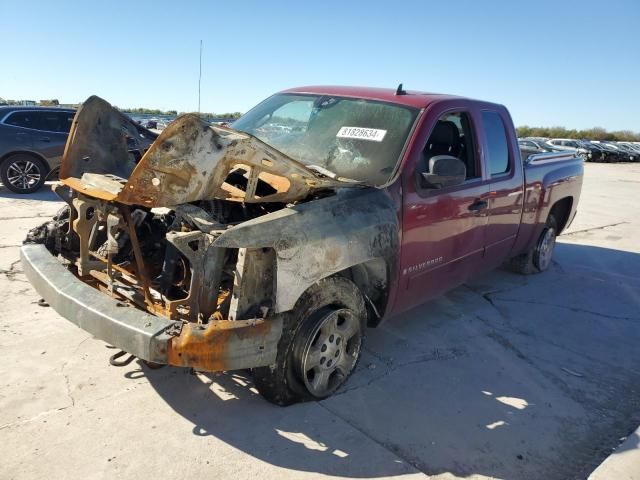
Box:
[213,187,399,313]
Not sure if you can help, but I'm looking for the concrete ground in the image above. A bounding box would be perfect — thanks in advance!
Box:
[1,163,640,480]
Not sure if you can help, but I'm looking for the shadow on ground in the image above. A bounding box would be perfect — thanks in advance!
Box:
[130,242,640,479]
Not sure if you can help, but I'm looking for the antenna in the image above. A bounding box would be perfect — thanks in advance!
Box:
[395,83,407,95]
[198,40,203,113]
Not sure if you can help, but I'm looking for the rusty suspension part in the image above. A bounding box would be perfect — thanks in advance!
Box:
[121,206,153,308]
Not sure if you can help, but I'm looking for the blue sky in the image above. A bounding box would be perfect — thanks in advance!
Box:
[2,0,639,130]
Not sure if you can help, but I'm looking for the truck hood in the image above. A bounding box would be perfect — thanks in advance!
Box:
[59,96,353,207]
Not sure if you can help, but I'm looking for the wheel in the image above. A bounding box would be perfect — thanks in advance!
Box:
[252,276,366,406]
[508,214,557,275]
[0,154,47,194]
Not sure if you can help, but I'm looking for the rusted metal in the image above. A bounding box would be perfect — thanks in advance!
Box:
[60,95,155,181]
[121,206,153,307]
[167,317,282,372]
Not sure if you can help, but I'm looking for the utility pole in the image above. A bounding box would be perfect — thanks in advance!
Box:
[198,40,203,114]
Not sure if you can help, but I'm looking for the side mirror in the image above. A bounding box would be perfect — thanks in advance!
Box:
[419,155,466,189]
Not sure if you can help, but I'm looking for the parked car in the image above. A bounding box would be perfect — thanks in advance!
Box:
[21,89,583,405]
[576,140,608,162]
[0,106,76,193]
[545,138,594,162]
[0,106,157,194]
[620,142,640,159]
[590,141,625,162]
[545,138,582,152]
[518,138,551,161]
[602,142,637,162]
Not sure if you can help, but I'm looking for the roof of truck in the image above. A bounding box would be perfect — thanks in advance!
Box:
[281,85,465,109]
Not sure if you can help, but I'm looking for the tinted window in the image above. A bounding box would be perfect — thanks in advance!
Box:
[60,112,75,133]
[482,111,509,175]
[38,112,61,131]
[4,111,37,129]
[35,111,74,132]
[3,110,74,132]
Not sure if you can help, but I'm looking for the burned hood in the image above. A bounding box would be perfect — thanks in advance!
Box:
[60,96,351,206]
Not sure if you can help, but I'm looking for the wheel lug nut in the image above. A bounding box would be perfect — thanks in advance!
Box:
[320,357,325,364]
[329,334,334,343]
[321,345,327,352]
[336,337,341,345]
[327,360,332,367]
[335,351,339,357]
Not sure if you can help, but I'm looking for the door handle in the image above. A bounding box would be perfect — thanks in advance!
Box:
[468,199,488,212]
[40,137,51,143]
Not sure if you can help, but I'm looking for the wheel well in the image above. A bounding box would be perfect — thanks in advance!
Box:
[335,258,389,328]
[0,150,51,174]
[549,197,573,234]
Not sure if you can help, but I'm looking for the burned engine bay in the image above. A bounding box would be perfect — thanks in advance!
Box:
[26,96,398,342]
[28,193,289,323]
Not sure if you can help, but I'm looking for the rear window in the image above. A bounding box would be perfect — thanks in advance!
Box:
[482,111,510,176]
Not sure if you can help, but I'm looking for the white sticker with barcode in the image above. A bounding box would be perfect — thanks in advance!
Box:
[336,126,387,142]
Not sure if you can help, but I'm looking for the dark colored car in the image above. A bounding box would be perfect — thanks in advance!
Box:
[0,106,76,193]
[604,142,637,162]
[592,142,627,162]
[576,141,607,162]
[22,89,583,405]
[0,106,158,194]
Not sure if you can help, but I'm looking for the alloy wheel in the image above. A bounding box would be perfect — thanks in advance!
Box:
[536,227,556,271]
[297,308,362,398]
[6,159,42,191]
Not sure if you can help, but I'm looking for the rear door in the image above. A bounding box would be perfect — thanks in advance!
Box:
[480,109,524,270]
[397,105,490,312]
[30,111,74,169]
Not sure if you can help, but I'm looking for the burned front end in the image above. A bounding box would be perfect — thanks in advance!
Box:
[21,96,398,372]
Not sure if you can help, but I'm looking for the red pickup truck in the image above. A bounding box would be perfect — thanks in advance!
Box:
[21,86,583,405]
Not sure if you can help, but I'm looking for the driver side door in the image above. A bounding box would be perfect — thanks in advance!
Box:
[397,107,490,312]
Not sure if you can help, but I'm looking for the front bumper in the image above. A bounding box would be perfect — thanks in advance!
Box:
[20,244,281,370]
[21,244,177,363]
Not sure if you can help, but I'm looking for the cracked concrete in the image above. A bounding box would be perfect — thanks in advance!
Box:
[1,163,640,480]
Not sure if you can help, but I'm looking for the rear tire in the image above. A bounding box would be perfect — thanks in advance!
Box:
[0,154,48,194]
[252,276,366,406]
[508,214,557,275]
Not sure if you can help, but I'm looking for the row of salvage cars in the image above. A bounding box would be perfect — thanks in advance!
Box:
[519,137,640,162]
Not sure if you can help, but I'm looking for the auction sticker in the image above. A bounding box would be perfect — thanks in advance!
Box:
[336,126,387,142]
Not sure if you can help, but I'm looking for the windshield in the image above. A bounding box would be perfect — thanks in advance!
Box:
[232,93,419,185]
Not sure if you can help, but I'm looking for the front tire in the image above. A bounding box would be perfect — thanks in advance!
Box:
[0,154,47,194]
[252,276,366,406]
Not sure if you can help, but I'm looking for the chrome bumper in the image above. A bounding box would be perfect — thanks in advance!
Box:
[20,244,179,363]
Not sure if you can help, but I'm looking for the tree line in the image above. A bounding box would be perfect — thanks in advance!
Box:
[0,98,242,119]
[517,126,640,142]
[121,107,242,119]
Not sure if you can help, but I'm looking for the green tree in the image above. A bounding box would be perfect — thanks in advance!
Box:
[517,125,640,142]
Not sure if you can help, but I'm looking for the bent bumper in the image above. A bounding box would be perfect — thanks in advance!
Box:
[20,244,282,370]
[21,243,177,363]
